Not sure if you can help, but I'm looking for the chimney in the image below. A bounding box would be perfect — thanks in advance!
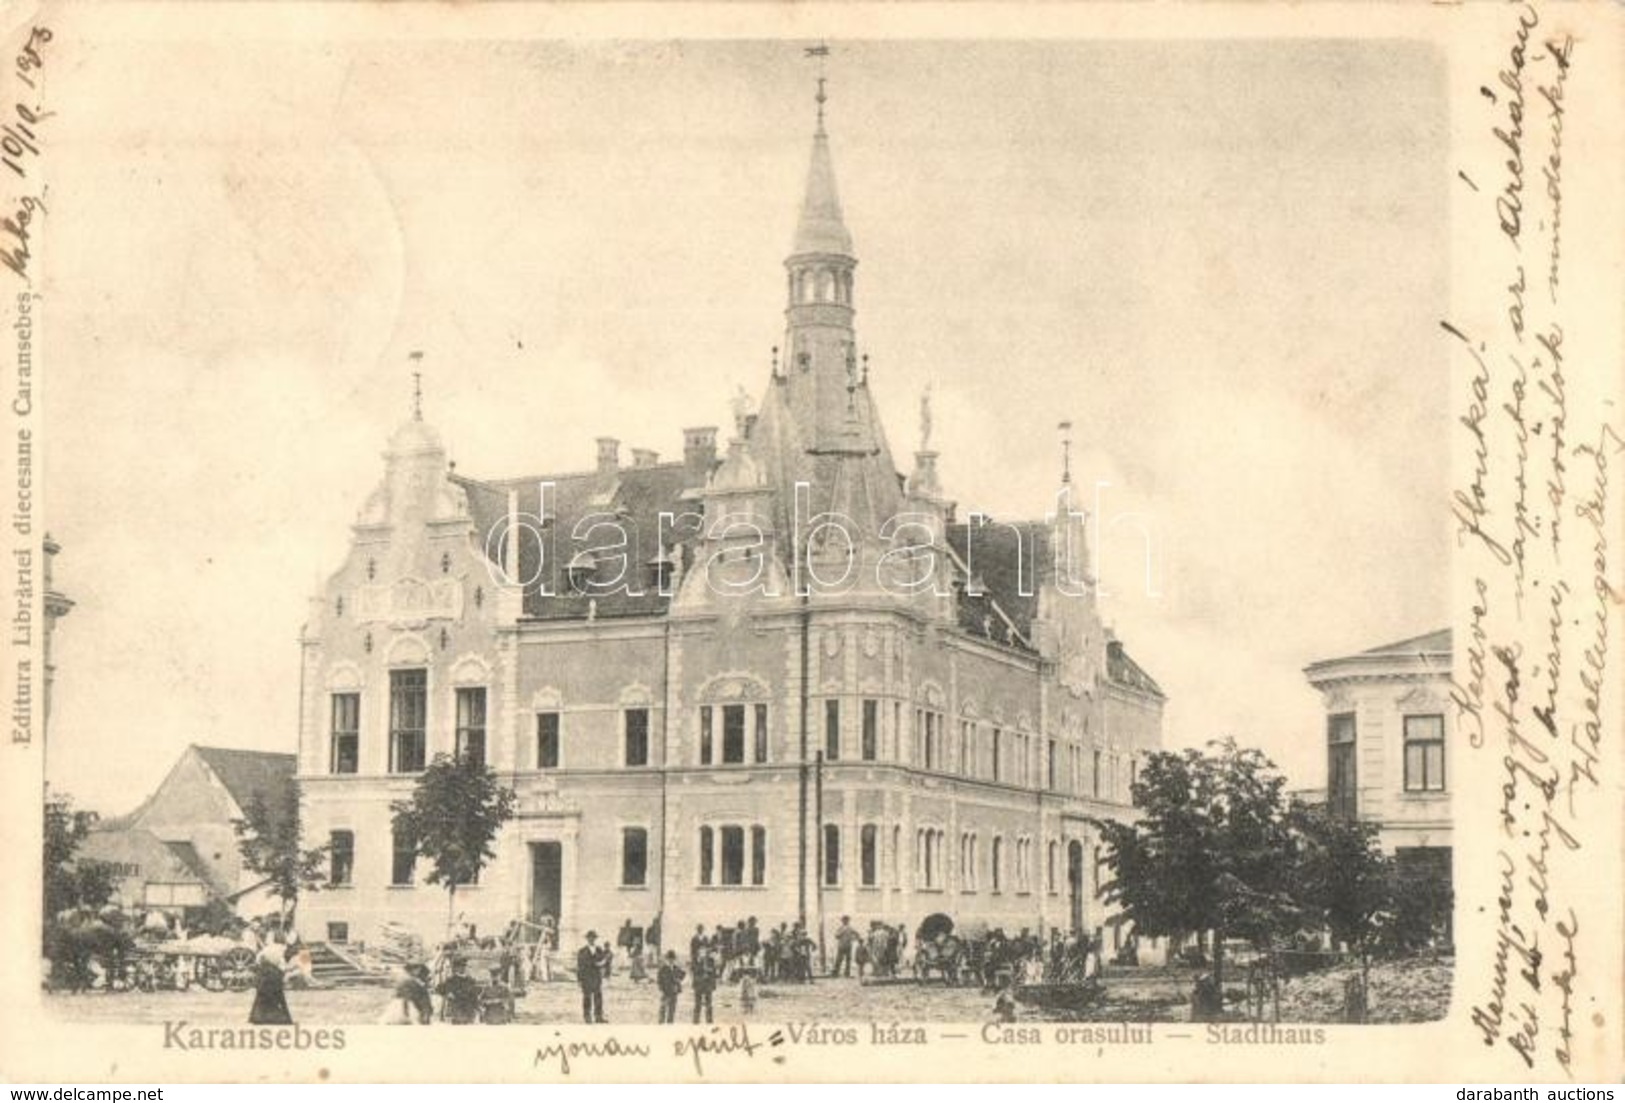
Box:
[595,437,620,475]
[631,448,660,469]
[683,427,718,477]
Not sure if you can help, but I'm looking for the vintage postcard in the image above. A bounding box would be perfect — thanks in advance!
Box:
[1,0,1621,1085]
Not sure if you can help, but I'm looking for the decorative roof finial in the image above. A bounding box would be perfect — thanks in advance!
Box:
[409,350,425,421]
[805,42,831,135]
[1058,419,1074,485]
[919,383,934,452]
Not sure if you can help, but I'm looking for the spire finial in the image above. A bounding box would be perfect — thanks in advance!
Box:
[409,350,425,421]
[1058,419,1074,485]
[920,383,934,453]
[805,42,831,135]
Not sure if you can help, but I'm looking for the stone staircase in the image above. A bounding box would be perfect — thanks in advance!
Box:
[305,942,388,987]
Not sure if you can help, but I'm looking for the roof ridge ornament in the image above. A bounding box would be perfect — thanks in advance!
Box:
[409,350,425,421]
[805,42,831,136]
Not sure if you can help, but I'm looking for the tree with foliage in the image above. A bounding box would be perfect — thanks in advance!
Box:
[1286,801,1389,953]
[1099,738,1296,998]
[234,777,327,931]
[44,792,115,922]
[391,753,517,935]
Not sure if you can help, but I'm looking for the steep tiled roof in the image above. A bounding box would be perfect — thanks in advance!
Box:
[192,746,297,823]
[1107,639,1165,699]
[946,521,1046,648]
[456,462,710,621]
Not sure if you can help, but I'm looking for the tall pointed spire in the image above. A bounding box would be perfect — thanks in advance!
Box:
[792,62,853,259]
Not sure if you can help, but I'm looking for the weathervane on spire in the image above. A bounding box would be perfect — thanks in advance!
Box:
[805,42,831,133]
[409,350,425,421]
[1058,419,1074,484]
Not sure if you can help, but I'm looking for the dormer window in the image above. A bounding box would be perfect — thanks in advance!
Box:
[566,551,597,594]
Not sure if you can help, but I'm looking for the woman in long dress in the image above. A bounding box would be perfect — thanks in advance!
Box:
[248,941,294,1024]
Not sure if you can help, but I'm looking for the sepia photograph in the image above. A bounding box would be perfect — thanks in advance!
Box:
[3,2,1621,1087]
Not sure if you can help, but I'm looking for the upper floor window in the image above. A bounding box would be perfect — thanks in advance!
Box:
[624,707,651,767]
[1328,712,1358,819]
[991,728,1002,782]
[1403,714,1446,792]
[455,687,486,766]
[389,669,427,774]
[1047,739,1058,791]
[991,836,1004,893]
[329,693,359,775]
[861,700,879,761]
[699,703,768,766]
[537,712,561,769]
[329,830,355,886]
[824,699,841,761]
[1092,748,1102,798]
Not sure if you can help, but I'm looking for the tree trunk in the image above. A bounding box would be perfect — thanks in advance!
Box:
[446,883,458,939]
[1212,927,1225,1000]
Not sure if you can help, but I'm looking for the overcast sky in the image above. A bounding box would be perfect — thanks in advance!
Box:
[42,37,1449,813]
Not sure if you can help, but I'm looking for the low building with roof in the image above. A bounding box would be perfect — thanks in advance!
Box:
[86,744,297,918]
[1303,629,1452,893]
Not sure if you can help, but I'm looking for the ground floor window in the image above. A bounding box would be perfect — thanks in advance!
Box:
[860,824,878,886]
[698,823,767,886]
[621,826,649,886]
[822,824,841,886]
[329,830,354,886]
[391,829,415,886]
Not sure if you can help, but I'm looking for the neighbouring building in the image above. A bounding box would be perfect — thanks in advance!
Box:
[1302,629,1452,895]
[83,744,297,918]
[295,80,1166,954]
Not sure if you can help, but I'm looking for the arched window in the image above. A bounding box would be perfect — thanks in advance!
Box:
[823,824,841,886]
[991,836,1004,893]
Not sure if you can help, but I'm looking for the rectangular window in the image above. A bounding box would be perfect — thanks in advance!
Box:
[1403,714,1446,792]
[1092,749,1102,798]
[699,706,714,766]
[455,687,487,766]
[1047,739,1058,790]
[824,699,841,761]
[751,825,768,886]
[861,699,878,761]
[720,825,746,885]
[390,829,415,886]
[537,712,560,769]
[822,823,841,886]
[698,825,714,886]
[754,703,769,764]
[1130,757,1139,803]
[860,824,878,887]
[329,830,354,886]
[959,722,972,776]
[991,836,1004,893]
[991,728,1002,782]
[330,693,359,775]
[624,707,650,767]
[621,826,648,886]
[389,670,427,773]
[1328,713,1358,819]
[722,704,746,764]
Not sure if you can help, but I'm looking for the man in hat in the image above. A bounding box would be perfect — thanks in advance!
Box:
[656,950,685,1024]
[576,931,613,1023]
[832,915,860,978]
[436,956,481,1024]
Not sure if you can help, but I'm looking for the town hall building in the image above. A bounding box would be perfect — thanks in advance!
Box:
[295,81,1166,954]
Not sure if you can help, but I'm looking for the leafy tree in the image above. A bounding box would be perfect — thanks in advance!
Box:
[391,753,517,935]
[1099,738,1295,997]
[1286,801,1389,953]
[1375,853,1453,956]
[43,792,115,921]
[234,778,327,930]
